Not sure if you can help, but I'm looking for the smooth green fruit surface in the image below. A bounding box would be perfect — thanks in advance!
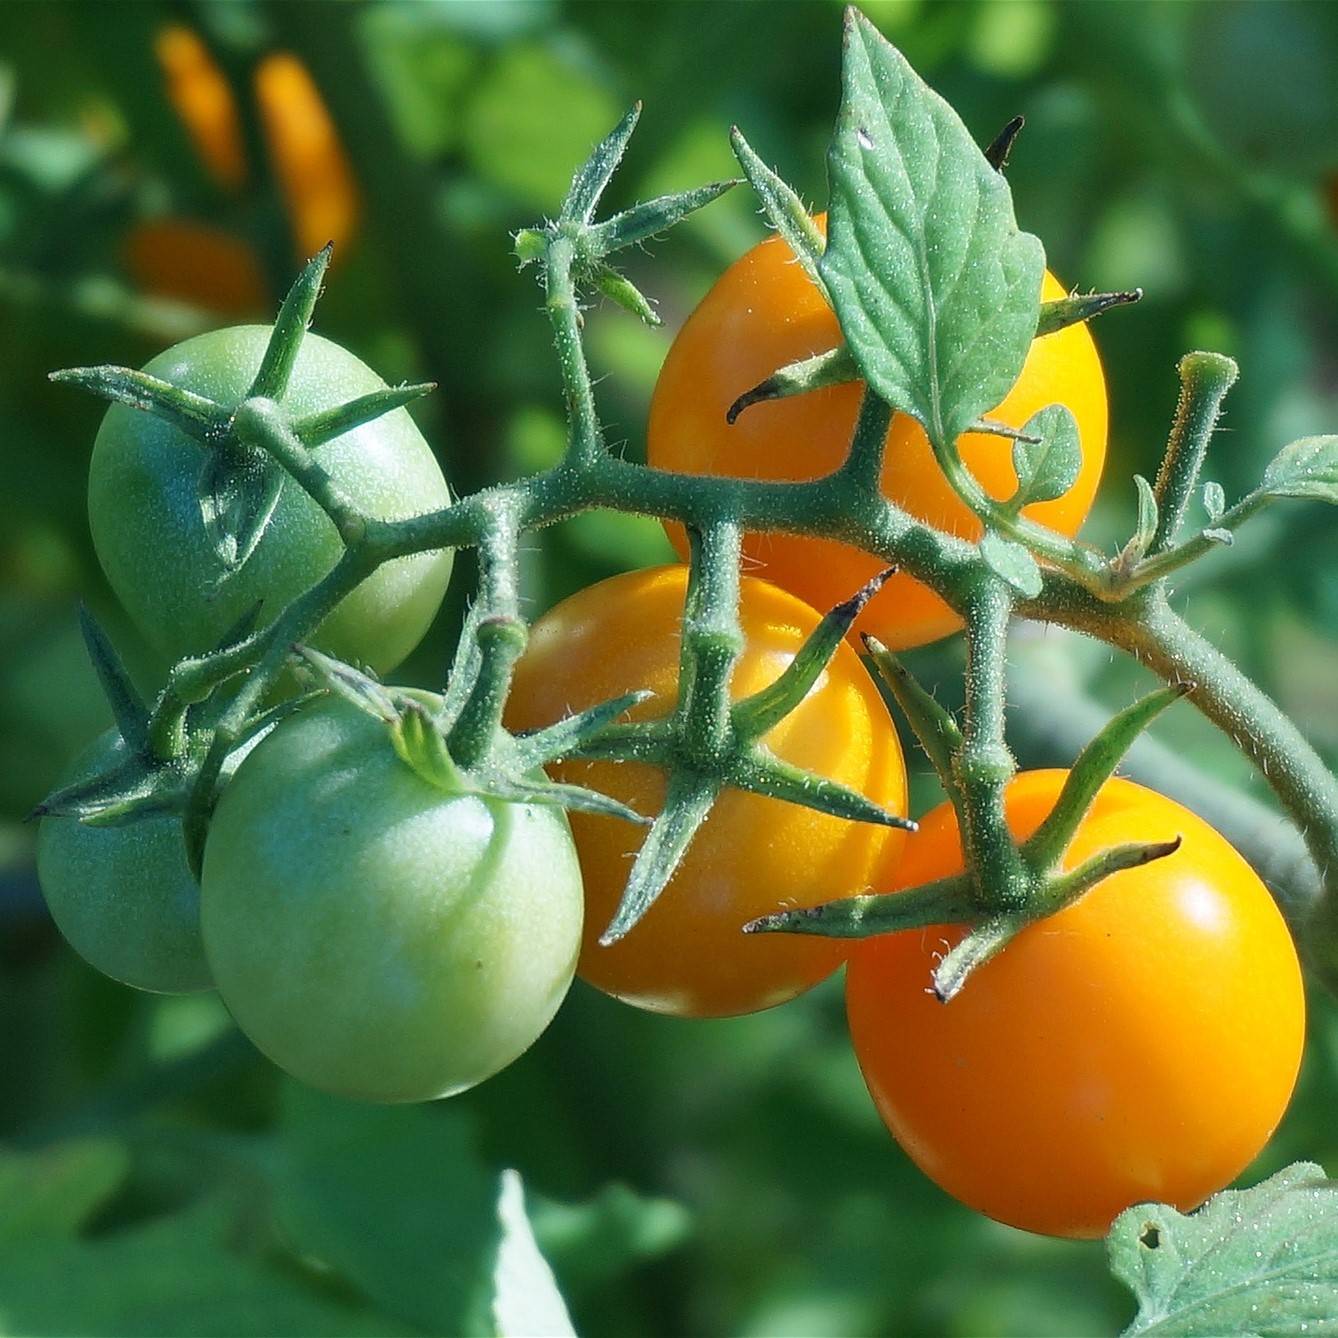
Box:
[201,696,584,1103]
[88,325,453,675]
[37,729,212,994]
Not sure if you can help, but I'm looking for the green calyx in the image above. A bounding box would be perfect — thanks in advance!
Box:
[748,674,1194,1000]
[51,246,430,570]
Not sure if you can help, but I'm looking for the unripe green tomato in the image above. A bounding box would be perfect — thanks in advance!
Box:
[37,729,212,994]
[200,695,584,1103]
[87,326,453,676]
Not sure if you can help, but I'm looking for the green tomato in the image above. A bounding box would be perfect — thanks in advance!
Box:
[87,326,453,676]
[200,695,584,1103]
[36,729,212,994]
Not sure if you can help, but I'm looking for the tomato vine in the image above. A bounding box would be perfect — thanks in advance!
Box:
[40,9,1338,1015]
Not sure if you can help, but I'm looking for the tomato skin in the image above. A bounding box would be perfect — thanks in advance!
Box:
[36,729,212,994]
[845,771,1306,1239]
[88,325,453,675]
[201,696,584,1103]
[647,221,1108,649]
[123,219,270,316]
[505,565,909,1018]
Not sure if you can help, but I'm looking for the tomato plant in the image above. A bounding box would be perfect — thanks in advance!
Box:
[201,694,585,1103]
[31,16,1338,1324]
[845,771,1306,1239]
[87,324,454,674]
[648,220,1107,649]
[36,728,212,994]
[506,565,908,1017]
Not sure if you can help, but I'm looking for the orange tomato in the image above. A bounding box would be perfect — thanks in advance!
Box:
[506,565,909,1018]
[648,219,1108,648]
[154,24,247,193]
[122,218,269,316]
[255,53,359,261]
[845,771,1305,1238]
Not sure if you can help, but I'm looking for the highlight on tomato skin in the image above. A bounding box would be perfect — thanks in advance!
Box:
[844,770,1307,1240]
[505,563,910,1019]
[647,216,1108,651]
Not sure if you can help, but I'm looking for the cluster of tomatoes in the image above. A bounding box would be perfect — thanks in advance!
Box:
[37,226,1305,1241]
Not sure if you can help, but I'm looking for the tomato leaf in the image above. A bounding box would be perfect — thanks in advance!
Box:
[1111,1161,1338,1336]
[1260,434,1338,503]
[0,1139,128,1246]
[1009,404,1082,509]
[529,1182,690,1302]
[979,531,1043,598]
[0,1194,404,1337]
[197,451,284,572]
[819,10,1044,450]
[492,1171,576,1338]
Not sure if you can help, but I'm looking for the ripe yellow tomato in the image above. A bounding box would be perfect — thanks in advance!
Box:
[254,53,359,261]
[135,29,359,314]
[647,219,1108,649]
[506,565,909,1017]
[845,771,1305,1239]
[154,24,247,193]
[123,218,269,316]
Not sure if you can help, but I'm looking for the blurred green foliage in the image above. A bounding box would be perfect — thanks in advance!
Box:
[2,2,1337,1334]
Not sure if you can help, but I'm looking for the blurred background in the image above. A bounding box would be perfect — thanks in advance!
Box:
[2,2,1337,1334]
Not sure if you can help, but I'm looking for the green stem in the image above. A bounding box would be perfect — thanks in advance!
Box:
[1122,491,1267,591]
[545,234,606,470]
[1149,352,1239,555]
[232,398,366,545]
[182,546,378,874]
[957,583,1030,911]
[677,521,744,763]
[839,390,893,493]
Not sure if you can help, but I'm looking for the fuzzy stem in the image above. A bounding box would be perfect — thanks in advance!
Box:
[1149,351,1240,555]
[957,583,1030,911]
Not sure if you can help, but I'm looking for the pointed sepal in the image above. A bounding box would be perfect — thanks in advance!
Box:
[598,772,720,945]
[295,645,401,722]
[591,265,660,326]
[729,126,827,297]
[49,365,226,442]
[488,775,650,827]
[863,634,963,797]
[590,179,740,256]
[983,115,1024,172]
[78,604,147,752]
[1022,684,1190,872]
[248,244,332,402]
[744,870,975,939]
[291,382,436,449]
[1035,288,1141,338]
[198,448,284,571]
[726,344,859,425]
[730,749,915,831]
[733,569,893,740]
[561,103,641,224]
[514,690,654,768]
